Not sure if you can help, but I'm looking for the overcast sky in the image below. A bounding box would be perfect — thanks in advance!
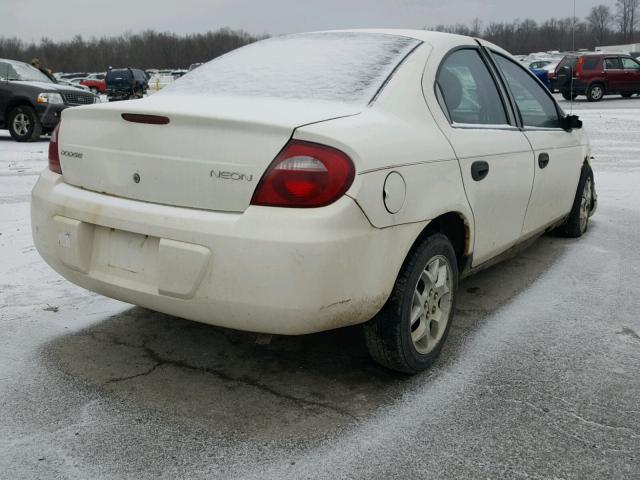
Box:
[1,0,617,41]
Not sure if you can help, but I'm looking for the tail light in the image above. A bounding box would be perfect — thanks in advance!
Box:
[251,140,355,208]
[575,57,584,79]
[48,123,62,174]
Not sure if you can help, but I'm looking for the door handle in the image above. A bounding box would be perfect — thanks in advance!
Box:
[471,161,489,181]
[538,153,550,169]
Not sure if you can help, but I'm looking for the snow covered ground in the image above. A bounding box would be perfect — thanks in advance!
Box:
[0,95,639,479]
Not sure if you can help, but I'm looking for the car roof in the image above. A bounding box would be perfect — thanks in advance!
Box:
[320,29,513,58]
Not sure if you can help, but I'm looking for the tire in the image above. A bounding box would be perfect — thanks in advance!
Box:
[8,105,42,142]
[90,87,99,94]
[557,165,595,238]
[364,233,458,374]
[586,83,605,102]
[621,92,633,98]
[562,91,578,100]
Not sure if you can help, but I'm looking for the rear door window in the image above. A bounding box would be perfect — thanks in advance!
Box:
[436,49,509,126]
[605,58,623,70]
[492,53,561,129]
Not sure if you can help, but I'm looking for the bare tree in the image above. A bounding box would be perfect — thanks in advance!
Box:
[587,5,613,45]
[0,28,264,73]
[616,0,640,42]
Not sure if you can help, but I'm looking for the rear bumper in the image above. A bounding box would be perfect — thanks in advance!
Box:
[31,170,424,334]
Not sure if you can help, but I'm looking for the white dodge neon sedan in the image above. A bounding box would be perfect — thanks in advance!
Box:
[32,30,596,373]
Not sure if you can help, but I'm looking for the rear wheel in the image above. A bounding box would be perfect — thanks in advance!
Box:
[90,87,99,94]
[557,165,595,238]
[562,91,578,100]
[621,92,634,98]
[364,233,458,373]
[8,105,42,142]
[586,83,605,102]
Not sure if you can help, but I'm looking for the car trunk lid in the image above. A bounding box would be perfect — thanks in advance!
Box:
[58,94,361,212]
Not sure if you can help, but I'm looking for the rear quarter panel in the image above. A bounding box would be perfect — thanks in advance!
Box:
[295,42,474,241]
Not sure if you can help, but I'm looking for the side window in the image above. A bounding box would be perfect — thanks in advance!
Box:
[622,57,640,70]
[583,57,600,70]
[436,49,508,126]
[493,54,560,129]
[0,62,17,81]
[604,58,622,70]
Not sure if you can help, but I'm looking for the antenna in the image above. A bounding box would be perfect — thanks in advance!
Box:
[570,0,576,113]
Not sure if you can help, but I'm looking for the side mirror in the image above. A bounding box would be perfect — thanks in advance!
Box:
[561,114,582,131]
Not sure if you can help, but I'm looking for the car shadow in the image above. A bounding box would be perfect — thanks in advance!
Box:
[42,231,576,441]
[0,133,50,142]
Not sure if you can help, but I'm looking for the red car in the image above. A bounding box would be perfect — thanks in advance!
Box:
[552,53,640,102]
[80,73,106,94]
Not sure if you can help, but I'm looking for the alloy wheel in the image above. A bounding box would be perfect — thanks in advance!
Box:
[13,113,30,137]
[410,255,453,354]
[591,86,603,100]
[579,176,593,232]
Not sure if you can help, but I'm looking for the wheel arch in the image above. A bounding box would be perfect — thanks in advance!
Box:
[406,211,472,273]
[4,96,36,120]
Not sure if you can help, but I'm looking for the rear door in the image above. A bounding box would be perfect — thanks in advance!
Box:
[432,47,535,265]
[621,56,640,91]
[604,57,625,92]
[489,51,584,234]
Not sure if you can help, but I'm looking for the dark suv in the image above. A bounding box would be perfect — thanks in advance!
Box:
[0,58,97,141]
[105,68,149,101]
[553,53,640,102]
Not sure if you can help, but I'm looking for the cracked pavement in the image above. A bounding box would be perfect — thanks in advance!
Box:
[1,95,639,479]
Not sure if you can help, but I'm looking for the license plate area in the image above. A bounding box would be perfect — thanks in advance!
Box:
[91,226,160,292]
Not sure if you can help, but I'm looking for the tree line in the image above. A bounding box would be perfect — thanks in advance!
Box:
[0,28,265,73]
[433,1,640,54]
[1,2,639,73]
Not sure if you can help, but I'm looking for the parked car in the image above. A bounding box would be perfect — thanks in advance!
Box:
[105,68,148,101]
[80,73,106,94]
[529,60,553,70]
[56,78,91,92]
[530,64,552,89]
[148,74,175,91]
[0,58,97,141]
[554,53,640,101]
[57,72,90,81]
[32,30,596,373]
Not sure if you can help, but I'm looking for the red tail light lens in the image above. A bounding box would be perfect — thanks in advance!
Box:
[251,140,355,208]
[48,123,62,174]
[576,57,584,79]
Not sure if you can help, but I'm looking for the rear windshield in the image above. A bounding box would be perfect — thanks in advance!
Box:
[163,32,421,104]
[557,56,578,71]
[106,69,132,81]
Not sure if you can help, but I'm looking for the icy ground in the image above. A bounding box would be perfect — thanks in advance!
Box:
[1,96,639,479]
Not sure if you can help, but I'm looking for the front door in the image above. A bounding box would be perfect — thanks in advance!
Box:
[621,57,640,92]
[489,52,585,235]
[430,47,535,265]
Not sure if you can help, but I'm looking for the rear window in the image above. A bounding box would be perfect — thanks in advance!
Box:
[557,56,578,71]
[163,32,421,105]
[106,69,132,81]
[582,57,600,70]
